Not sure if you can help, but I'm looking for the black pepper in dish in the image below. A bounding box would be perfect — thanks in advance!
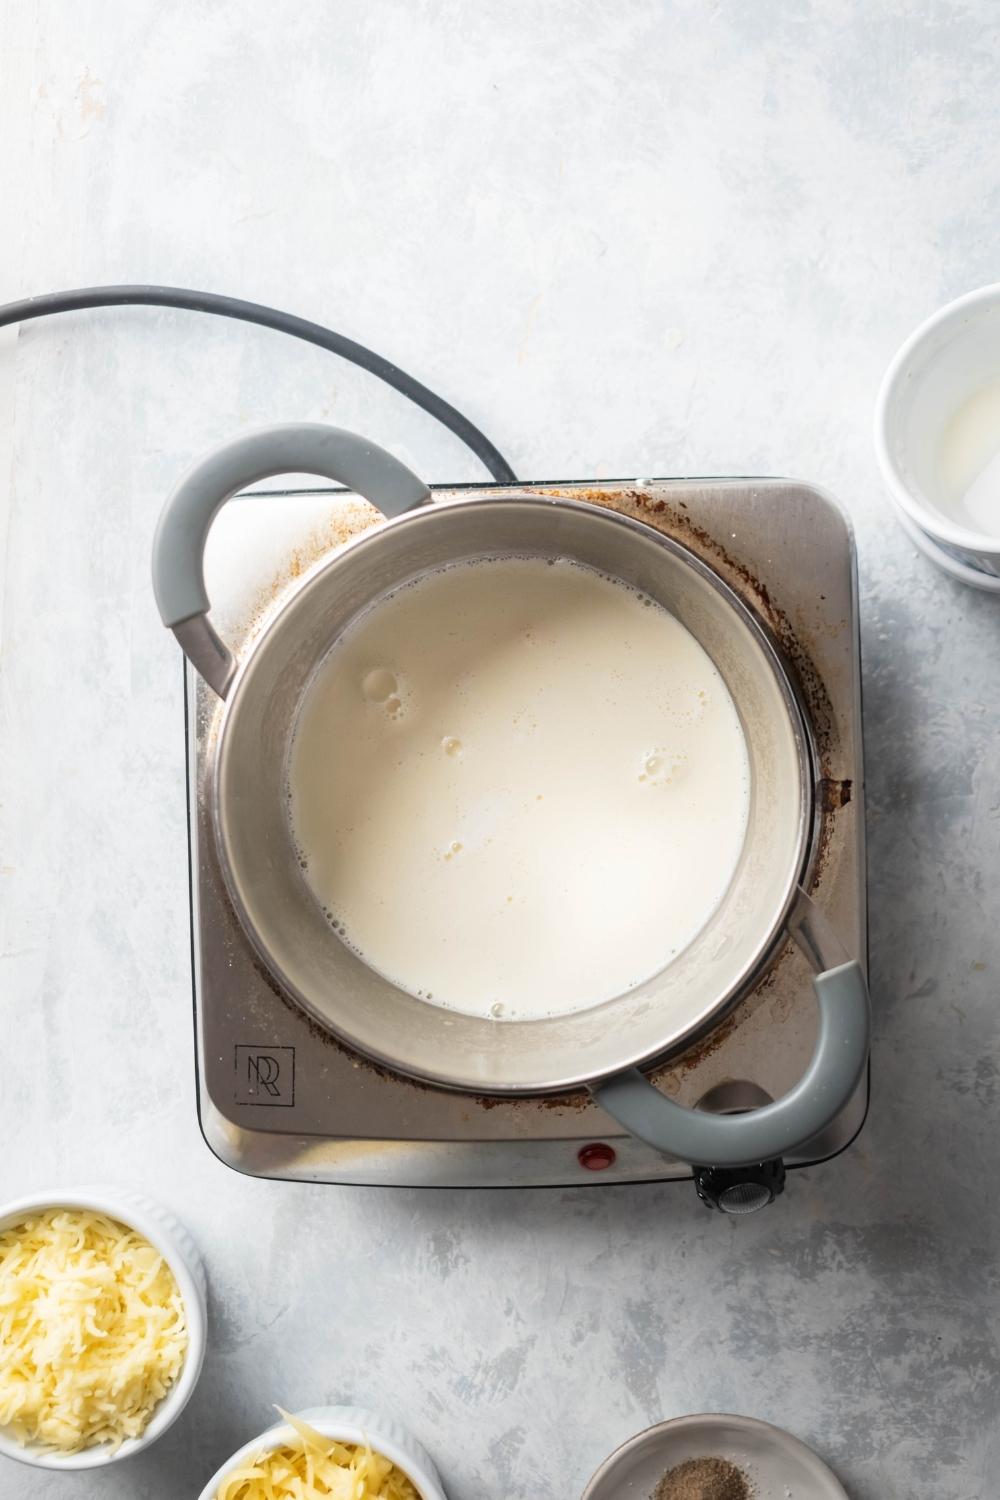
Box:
[652,1455,751,1500]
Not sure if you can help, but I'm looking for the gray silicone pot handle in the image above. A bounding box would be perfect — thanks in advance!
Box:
[151,423,431,697]
[592,888,870,1168]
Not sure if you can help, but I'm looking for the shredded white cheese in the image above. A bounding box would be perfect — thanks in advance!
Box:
[0,1207,188,1453]
[216,1410,420,1500]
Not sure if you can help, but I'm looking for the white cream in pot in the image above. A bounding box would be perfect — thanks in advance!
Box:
[288,557,750,1019]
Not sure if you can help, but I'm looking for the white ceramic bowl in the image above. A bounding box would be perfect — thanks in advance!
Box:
[875,282,1000,580]
[197,1406,447,1500]
[0,1186,207,1471]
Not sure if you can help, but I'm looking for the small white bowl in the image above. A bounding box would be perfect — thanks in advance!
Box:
[0,1186,207,1471]
[197,1406,447,1500]
[875,282,1000,581]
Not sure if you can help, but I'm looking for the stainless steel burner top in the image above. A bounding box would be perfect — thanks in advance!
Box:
[187,477,867,1187]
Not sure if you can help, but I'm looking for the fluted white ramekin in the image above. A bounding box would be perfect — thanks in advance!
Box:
[0,1186,207,1471]
[197,1406,447,1500]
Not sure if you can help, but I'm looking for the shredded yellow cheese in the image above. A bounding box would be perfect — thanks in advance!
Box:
[0,1207,188,1453]
[216,1410,420,1500]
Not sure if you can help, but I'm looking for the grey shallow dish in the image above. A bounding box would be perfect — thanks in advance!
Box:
[581,1413,847,1500]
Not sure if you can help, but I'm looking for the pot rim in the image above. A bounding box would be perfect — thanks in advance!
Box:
[208,493,817,1094]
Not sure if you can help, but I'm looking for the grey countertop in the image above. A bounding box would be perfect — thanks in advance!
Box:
[1,3,998,1496]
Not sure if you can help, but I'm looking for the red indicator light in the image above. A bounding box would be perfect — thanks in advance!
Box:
[578,1142,616,1171]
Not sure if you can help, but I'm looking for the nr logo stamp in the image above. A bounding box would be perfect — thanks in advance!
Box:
[234,1045,295,1107]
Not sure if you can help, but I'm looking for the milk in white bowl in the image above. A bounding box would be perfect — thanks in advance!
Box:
[287,556,750,1020]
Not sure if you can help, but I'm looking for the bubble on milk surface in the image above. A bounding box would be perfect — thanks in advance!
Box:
[361,667,407,720]
[638,747,685,784]
[362,667,396,701]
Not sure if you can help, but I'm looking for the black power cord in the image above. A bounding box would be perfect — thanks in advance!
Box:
[0,284,518,483]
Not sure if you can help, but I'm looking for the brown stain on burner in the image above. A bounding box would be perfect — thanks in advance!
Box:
[476,1085,592,1112]
[821,776,853,811]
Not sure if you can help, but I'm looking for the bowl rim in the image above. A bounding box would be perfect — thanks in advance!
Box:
[195,1406,447,1500]
[874,280,1000,553]
[580,1411,847,1499]
[0,1186,207,1471]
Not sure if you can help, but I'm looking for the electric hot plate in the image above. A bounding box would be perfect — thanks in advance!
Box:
[186,476,867,1200]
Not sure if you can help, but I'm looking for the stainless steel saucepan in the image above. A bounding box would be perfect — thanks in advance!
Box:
[152,423,869,1169]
